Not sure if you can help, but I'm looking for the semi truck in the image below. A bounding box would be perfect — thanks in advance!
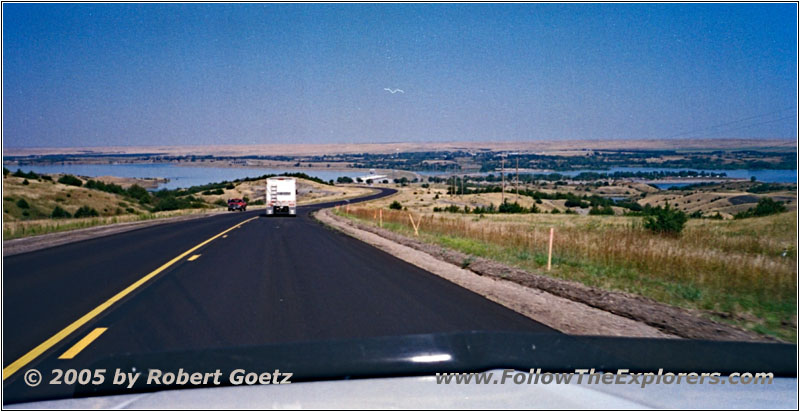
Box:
[266,177,297,216]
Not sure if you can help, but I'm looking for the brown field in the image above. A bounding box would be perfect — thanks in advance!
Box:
[4,138,795,157]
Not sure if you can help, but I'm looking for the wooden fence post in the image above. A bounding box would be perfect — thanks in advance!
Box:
[408,213,420,236]
[379,209,383,227]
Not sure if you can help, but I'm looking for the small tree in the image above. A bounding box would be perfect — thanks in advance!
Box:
[51,206,72,219]
[389,200,402,210]
[643,204,688,235]
[15,199,29,209]
[57,174,83,187]
[74,206,100,218]
[498,201,526,214]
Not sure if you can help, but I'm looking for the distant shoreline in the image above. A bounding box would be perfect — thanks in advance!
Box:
[3,138,796,158]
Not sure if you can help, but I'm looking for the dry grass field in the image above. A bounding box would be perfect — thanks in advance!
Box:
[5,138,794,157]
[341,183,797,341]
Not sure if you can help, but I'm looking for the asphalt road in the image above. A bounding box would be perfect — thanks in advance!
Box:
[3,187,555,402]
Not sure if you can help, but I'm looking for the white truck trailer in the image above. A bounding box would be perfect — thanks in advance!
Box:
[266,177,297,216]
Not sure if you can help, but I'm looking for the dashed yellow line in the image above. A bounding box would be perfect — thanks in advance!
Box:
[187,254,201,261]
[3,216,258,380]
[58,328,108,360]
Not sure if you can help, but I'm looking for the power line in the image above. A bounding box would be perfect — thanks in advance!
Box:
[664,108,796,140]
[700,115,796,137]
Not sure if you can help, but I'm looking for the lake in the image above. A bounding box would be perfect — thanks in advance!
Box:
[2,163,361,190]
[5,163,797,189]
[558,167,797,183]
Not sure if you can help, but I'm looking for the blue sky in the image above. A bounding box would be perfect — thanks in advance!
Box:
[3,3,797,147]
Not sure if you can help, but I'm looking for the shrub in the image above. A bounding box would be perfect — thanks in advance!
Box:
[57,174,83,187]
[151,196,194,212]
[564,198,589,208]
[22,179,29,185]
[225,183,235,190]
[15,199,29,209]
[389,200,403,210]
[643,204,688,235]
[13,169,39,179]
[74,206,100,218]
[735,197,787,219]
[126,185,151,204]
[51,206,72,219]
[589,205,614,215]
[498,201,526,214]
[85,179,125,195]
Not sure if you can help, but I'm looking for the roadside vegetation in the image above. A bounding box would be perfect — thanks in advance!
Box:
[338,184,797,341]
[3,169,360,240]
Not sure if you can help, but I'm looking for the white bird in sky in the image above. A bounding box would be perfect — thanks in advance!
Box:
[384,88,404,94]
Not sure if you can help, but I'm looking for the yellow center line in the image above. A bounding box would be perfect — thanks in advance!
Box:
[187,254,201,261]
[58,328,108,360]
[3,216,258,380]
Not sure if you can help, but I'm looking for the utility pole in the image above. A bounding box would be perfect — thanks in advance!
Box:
[451,165,455,197]
[515,156,519,197]
[501,155,505,204]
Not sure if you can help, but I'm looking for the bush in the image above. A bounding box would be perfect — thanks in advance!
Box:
[22,179,29,186]
[15,199,29,209]
[588,205,614,215]
[51,206,72,219]
[74,206,100,218]
[151,196,193,212]
[57,174,83,187]
[564,198,589,208]
[643,204,688,235]
[498,201,526,214]
[126,185,151,204]
[225,183,235,190]
[735,197,787,219]
[85,179,125,195]
[389,200,403,210]
[13,169,39,179]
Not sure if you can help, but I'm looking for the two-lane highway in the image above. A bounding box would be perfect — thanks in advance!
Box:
[3,187,555,402]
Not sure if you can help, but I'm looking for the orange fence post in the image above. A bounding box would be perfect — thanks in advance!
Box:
[547,227,554,271]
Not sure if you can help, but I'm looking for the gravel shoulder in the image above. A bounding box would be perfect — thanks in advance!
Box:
[315,208,777,342]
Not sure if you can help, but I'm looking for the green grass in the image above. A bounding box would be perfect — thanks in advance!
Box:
[337,209,796,342]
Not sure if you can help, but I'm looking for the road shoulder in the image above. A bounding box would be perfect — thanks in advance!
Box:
[314,207,677,339]
[3,210,232,256]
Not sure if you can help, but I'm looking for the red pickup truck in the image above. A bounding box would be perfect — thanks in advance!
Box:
[227,198,247,212]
